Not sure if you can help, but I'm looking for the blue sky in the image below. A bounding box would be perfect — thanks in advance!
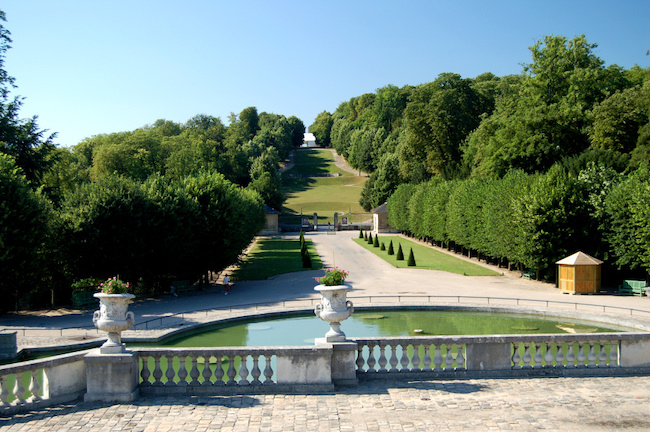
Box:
[2,1,649,148]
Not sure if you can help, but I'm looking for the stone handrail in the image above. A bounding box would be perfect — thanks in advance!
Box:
[135,346,335,395]
[354,332,650,379]
[0,350,90,415]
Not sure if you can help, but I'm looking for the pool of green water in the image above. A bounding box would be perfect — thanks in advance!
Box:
[153,310,626,348]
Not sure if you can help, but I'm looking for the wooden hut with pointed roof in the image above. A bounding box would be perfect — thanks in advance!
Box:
[556,251,603,294]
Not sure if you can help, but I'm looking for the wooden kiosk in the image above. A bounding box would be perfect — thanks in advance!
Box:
[556,251,603,294]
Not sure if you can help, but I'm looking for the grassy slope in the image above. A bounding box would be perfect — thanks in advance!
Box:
[282,149,366,223]
[233,238,323,281]
[353,236,501,276]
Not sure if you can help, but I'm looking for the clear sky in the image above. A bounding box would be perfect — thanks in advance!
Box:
[2,1,649,148]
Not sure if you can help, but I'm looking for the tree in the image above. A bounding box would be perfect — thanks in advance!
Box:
[386,183,416,232]
[0,10,56,186]
[0,154,56,310]
[309,111,333,147]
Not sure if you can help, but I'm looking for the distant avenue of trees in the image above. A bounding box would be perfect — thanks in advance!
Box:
[0,10,306,310]
[310,35,650,282]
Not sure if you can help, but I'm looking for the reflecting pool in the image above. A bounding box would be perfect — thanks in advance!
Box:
[154,310,627,348]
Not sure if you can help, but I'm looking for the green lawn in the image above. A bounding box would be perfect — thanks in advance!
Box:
[281,149,366,223]
[353,236,501,276]
[232,238,323,281]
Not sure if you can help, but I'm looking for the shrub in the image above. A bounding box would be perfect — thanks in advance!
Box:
[407,248,416,266]
[359,229,364,239]
[368,233,373,244]
[373,235,379,247]
[388,240,394,255]
[380,242,386,251]
[396,243,404,260]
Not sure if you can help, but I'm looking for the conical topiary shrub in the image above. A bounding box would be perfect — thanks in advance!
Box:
[359,229,364,239]
[367,233,373,244]
[388,240,394,255]
[396,243,404,260]
[373,235,379,247]
[302,251,312,268]
[380,242,385,251]
[364,232,368,241]
[407,248,416,266]
[299,230,305,244]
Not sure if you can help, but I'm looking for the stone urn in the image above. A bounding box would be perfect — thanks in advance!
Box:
[93,293,135,354]
[314,284,354,342]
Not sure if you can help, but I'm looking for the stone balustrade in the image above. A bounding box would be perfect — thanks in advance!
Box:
[0,350,89,416]
[136,346,335,395]
[1,333,649,414]
[354,333,650,379]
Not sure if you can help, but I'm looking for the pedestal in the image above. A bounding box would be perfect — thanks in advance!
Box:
[84,349,139,403]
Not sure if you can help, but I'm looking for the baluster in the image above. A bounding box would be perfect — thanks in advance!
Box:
[263,355,274,384]
[587,342,597,368]
[28,371,42,402]
[598,341,608,367]
[433,345,443,371]
[544,342,554,368]
[444,345,454,371]
[140,356,151,386]
[456,344,466,371]
[388,344,399,372]
[189,356,200,385]
[399,344,409,372]
[0,376,8,405]
[566,342,576,368]
[165,356,176,386]
[533,342,543,369]
[152,355,163,386]
[238,355,250,385]
[251,355,262,385]
[422,344,432,372]
[577,342,586,368]
[512,343,522,369]
[356,346,366,371]
[201,356,213,385]
[377,344,388,372]
[13,373,26,404]
[177,356,188,386]
[522,342,532,369]
[555,342,565,368]
[411,344,421,372]
[226,355,237,385]
[367,345,377,373]
[214,357,225,385]
[609,340,620,367]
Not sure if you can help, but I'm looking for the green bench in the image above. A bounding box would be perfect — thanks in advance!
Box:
[618,280,648,296]
[171,280,196,296]
[522,268,535,280]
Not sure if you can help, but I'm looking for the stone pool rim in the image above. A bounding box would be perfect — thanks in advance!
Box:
[124,304,650,345]
[16,303,650,359]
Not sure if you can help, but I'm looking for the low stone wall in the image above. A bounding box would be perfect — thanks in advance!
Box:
[2,332,650,414]
[0,350,90,416]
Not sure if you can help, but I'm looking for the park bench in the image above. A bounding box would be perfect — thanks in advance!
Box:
[618,280,648,296]
[522,268,535,280]
[170,280,196,296]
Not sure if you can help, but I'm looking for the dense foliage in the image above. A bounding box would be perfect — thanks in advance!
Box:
[329,35,650,281]
[0,10,302,309]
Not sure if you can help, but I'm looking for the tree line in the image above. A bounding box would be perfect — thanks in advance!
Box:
[310,34,650,281]
[0,10,306,310]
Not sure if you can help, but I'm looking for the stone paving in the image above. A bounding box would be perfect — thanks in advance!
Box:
[2,376,650,431]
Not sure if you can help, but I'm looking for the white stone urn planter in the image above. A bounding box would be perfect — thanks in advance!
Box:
[314,284,354,342]
[93,293,135,354]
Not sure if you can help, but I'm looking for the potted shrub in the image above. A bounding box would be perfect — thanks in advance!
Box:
[313,268,354,342]
[93,277,135,353]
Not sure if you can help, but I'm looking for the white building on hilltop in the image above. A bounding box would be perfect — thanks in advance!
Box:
[302,133,317,147]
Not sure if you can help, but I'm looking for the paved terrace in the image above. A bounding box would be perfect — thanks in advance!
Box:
[1,231,650,430]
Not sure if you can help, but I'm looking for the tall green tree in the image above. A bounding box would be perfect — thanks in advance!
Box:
[309,111,333,147]
[0,10,56,186]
